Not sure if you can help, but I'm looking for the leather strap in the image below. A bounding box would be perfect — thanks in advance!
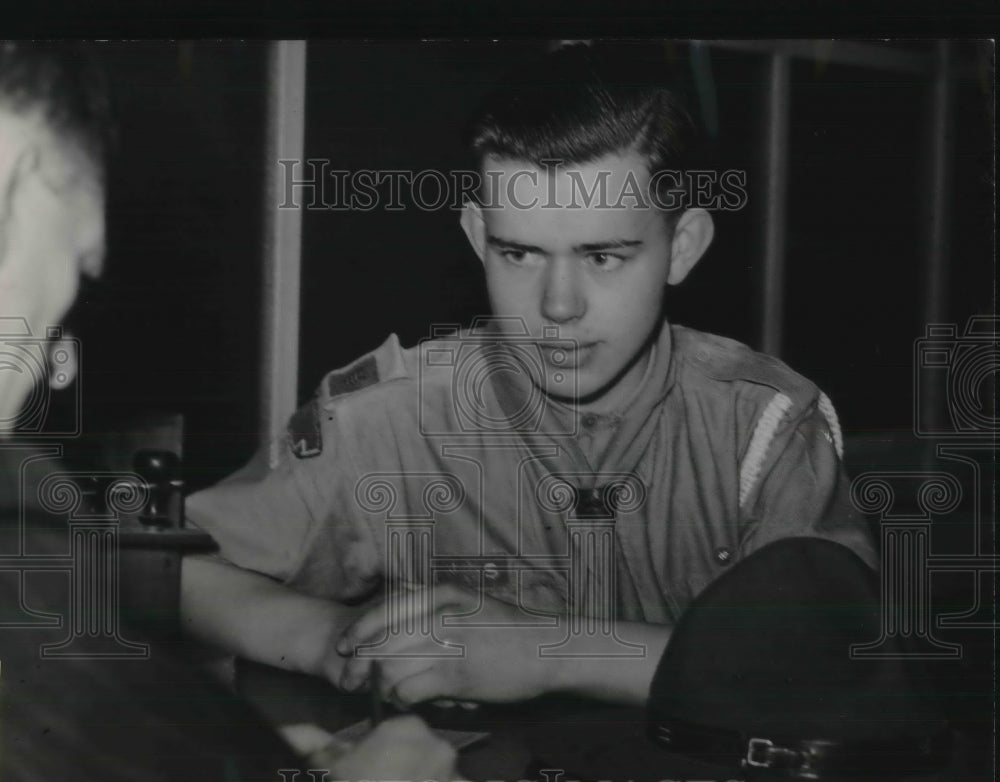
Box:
[648,719,953,778]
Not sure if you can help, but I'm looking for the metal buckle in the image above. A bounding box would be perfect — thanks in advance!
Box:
[745,737,775,768]
[745,737,807,772]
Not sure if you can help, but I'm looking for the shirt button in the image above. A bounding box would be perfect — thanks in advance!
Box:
[715,547,733,565]
[582,413,598,429]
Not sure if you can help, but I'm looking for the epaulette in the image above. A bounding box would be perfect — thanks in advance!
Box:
[673,326,816,401]
[672,327,843,508]
[324,353,380,401]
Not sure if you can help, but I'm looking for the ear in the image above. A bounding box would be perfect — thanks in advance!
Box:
[667,208,715,286]
[460,200,487,265]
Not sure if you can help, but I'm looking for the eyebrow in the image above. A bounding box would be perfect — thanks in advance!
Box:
[485,236,542,253]
[486,235,644,254]
[575,239,644,253]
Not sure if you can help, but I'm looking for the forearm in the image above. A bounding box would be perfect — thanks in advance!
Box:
[180,555,369,681]
[545,620,671,705]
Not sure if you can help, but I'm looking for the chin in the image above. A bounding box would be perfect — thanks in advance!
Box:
[546,374,607,404]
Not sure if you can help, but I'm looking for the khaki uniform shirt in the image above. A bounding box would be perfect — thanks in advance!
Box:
[187,321,876,626]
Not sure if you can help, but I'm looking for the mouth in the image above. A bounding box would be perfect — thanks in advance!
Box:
[539,341,598,369]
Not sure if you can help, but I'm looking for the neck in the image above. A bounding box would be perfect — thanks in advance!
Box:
[571,338,658,417]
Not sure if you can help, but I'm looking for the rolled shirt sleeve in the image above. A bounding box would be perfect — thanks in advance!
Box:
[186,402,383,603]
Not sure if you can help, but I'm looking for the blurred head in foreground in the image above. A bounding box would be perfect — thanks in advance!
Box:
[0,42,107,434]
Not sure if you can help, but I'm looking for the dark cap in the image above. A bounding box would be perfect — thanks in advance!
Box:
[530,537,952,781]
[648,536,951,778]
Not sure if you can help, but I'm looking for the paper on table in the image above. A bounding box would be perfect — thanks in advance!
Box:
[278,719,490,759]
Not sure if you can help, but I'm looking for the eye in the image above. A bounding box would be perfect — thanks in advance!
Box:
[498,249,542,267]
[587,252,626,271]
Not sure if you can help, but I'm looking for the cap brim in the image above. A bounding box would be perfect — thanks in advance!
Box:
[527,706,743,782]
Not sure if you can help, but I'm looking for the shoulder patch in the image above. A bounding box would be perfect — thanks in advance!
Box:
[327,354,379,398]
[817,391,844,459]
[288,397,322,458]
[738,391,793,507]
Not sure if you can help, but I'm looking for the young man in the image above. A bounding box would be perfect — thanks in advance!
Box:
[183,43,876,708]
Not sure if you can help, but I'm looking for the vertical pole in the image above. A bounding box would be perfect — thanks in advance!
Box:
[920,41,954,438]
[761,53,791,358]
[261,41,307,467]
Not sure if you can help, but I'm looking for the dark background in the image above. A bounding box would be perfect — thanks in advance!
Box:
[61,40,992,488]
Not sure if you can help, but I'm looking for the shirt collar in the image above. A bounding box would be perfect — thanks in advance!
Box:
[487,319,676,473]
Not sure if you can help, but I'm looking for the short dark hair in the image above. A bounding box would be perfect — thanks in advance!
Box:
[465,42,698,193]
[0,42,112,170]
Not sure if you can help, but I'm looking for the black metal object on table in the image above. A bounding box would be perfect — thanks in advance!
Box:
[81,449,216,639]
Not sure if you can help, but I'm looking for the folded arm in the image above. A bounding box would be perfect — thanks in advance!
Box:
[180,554,369,683]
[334,583,672,707]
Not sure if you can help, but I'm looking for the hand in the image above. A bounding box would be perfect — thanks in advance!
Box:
[324,715,459,782]
[335,582,555,706]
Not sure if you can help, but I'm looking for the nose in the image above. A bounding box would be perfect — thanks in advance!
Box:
[541,257,585,324]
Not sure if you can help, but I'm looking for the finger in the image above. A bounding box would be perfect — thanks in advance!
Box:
[339,621,444,691]
[337,583,468,655]
[369,714,434,739]
[337,653,373,692]
[336,601,395,657]
[330,715,457,781]
[342,646,434,693]
[336,589,434,655]
[378,656,436,697]
[389,668,453,708]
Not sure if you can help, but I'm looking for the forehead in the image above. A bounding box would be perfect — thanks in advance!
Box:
[480,152,663,246]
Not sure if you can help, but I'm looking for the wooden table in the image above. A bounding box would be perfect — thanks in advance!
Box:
[235,658,570,781]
